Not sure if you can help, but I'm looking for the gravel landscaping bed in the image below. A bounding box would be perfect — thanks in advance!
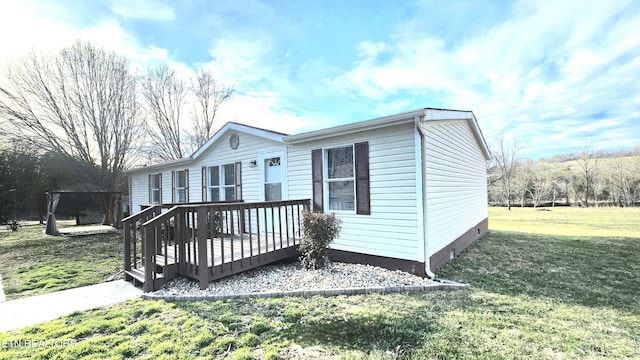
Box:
[152,261,440,298]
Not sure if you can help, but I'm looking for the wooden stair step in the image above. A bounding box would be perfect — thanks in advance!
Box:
[125,267,164,284]
[155,254,177,267]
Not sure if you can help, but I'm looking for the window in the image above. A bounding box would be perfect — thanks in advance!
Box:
[149,173,162,204]
[204,163,240,202]
[206,166,220,201]
[264,157,282,201]
[325,145,355,211]
[312,142,369,214]
[172,170,188,203]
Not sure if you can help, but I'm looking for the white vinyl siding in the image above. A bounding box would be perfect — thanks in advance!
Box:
[128,131,285,213]
[130,173,150,212]
[288,122,420,261]
[422,120,488,256]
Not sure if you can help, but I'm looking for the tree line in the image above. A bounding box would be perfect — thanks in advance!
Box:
[0,40,233,225]
[489,136,640,208]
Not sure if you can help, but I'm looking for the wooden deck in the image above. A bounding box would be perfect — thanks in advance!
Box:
[174,233,300,267]
[123,199,310,292]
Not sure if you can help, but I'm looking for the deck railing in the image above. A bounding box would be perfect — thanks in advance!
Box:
[123,199,311,291]
[122,205,161,276]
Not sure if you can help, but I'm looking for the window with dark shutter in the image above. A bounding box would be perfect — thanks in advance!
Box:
[202,167,206,201]
[172,170,188,203]
[311,149,324,212]
[185,169,189,202]
[171,170,175,203]
[203,164,239,202]
[149,173,162,204]
[235,162,242,201]
[354,142,370,215]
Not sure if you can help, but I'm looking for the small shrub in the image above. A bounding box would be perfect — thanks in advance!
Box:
[299,211,342,270]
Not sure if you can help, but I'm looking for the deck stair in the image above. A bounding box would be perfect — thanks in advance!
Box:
[124,254,176,290]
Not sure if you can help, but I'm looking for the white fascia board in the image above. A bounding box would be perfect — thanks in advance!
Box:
[284,109,426,144]
[125,158,192,174]
[424,108,472,121]
[465,113,492,161]
[125,122,286,174]
[191,122,285,159]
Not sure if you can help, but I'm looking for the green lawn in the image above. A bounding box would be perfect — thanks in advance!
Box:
[0,224,123,300]
[1,208,639,359]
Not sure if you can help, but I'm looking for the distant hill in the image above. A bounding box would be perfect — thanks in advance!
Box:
[543,147,639,163]
[489,147,640,208]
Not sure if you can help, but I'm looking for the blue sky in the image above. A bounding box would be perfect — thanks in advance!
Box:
[1,0,639,159]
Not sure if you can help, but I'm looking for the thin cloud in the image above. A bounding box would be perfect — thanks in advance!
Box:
[108,0,174,20]
[328,0,640,157]
[1,0,638,158]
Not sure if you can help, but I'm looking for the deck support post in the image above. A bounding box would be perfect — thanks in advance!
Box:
[124,220,131,275]
[143,224,155,292]
[197,207,209,290]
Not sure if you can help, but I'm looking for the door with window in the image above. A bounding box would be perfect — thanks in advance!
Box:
[259,150,287,234]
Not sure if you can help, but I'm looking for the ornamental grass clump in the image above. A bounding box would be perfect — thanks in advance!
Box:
[299,211,342,270]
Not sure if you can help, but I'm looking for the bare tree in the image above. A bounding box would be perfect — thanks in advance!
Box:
[491,135,523,210]
[523,160,549,208]
[189,68,234,149]
[572,141,598,207]
[141,64,188,161]
[140,66,234,161]
[609,156,633,206]
[0,40,143,225]
[550,167,572,206]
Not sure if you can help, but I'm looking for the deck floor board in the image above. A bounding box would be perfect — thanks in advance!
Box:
[162,232,300,268]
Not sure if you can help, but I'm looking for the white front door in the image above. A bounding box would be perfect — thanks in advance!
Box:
[258,150,287,235]
[260,150,287,202]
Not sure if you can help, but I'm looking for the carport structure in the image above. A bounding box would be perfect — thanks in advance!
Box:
[45,184,122,235]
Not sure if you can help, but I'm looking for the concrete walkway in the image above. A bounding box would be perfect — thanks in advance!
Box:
[0,280,142,332]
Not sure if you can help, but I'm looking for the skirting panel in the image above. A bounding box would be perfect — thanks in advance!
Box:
[328,249,426,277]
[429,217,488,272]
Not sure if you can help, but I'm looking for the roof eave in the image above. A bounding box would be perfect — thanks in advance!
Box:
[284,109,427,144]
[190,122,286,159]
[125,157,192,174]
[125,122,287,174]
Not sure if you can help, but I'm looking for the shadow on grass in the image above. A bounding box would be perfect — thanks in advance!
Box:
[437,230,640,314]
[282,303,432,352]
[0,230,122,300]
[177,294,447,358]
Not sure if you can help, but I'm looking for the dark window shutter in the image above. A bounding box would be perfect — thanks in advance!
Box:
[311,149,324,212]
[235,162,242,201]
[355,142,370,215]
[148,174,152,203]
[171,170,176,203]
[158,173,162,204]
[202,167,207,201]
[185,169,189,202]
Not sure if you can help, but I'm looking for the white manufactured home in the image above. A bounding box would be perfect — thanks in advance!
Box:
[124,108,490,290]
